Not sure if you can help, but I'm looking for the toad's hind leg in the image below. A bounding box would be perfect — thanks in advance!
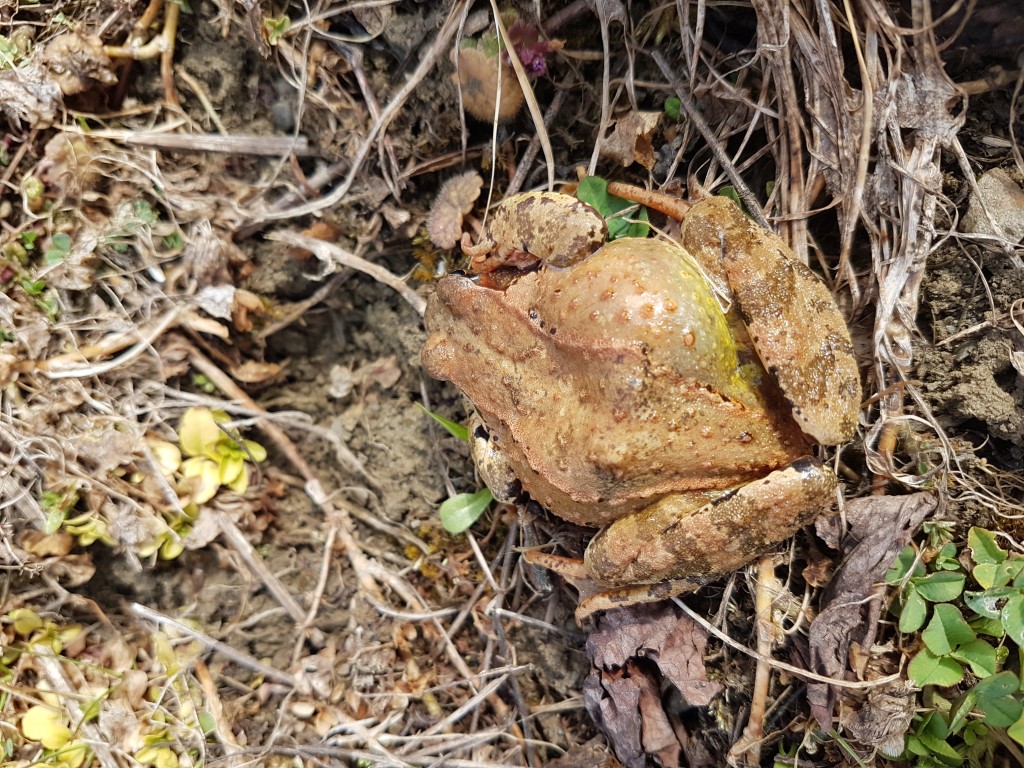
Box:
[588,458,835,596]
[681,196,861,446]
[525,458,836,623]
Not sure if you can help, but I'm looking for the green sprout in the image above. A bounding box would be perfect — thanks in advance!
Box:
[43,233,72,265]
[576,176,650,240]
[263,15,290,45]
[887,526,1024,763]
[664,96,682,119]
[420,404,493,534]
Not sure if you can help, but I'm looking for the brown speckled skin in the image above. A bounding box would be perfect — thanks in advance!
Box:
[423,193,860,592]
[466,191,608,267]
[678,196,861,444]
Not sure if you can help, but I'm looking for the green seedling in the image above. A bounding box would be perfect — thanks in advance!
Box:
[888,526,1024,764]
[418,403,469,442]
[420,404,493,534]
[439,488,494,535]
[263,15,290,45]
[175,407,267,504]
[43,233,72,265]
[576,176,650,240]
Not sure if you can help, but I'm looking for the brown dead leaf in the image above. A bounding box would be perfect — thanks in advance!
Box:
[231,360,283,384]
[589,602,721,706]
[962,167,1024,242]
[805,492,937,726]
[288,220,343,261]
[41,33,116,95]
[426,171,483,249]
[355,355,402,390]
[584,667,646,768]
[635,660,681,767]
[585,603,721,767]
[20,530,74,557]
[601,111,661,169]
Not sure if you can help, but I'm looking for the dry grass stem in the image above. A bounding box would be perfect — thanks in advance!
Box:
[268,230,427,316]
[129,603,295,686]
[211,509,307,623]
[75,126,315,155]
[673,595,899,690]
[254,0,470,224]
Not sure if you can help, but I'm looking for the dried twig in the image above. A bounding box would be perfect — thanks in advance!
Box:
[130,603,295,686]
[267,230,426,317]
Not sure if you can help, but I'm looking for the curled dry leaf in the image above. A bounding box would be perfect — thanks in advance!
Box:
[426,170,483,249]
[194,285,237,321]
[41,33,116,95]
[231,360,283,384]
[328,355,402,399]
[0,61,62,125]
[40,133,100,199]
[454,47,524,122]
[601,111,662,170]
[839,678,917,758]
[806,492,938,725]
[288,220,344,261]
[585,603,721,767]
[44,553,96,587]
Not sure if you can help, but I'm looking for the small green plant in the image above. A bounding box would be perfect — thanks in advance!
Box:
[887,525,1024,764]
[419,404,493,534]
[576,176,650,240]
[43,232,72,265]
[41,487,115,547]
[263,14,290,45]
[174,407,268,505]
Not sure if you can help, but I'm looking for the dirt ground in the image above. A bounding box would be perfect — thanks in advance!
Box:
[3,1,1024,767]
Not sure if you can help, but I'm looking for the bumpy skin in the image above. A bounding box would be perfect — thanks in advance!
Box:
[422,193,860,599]
[463,191,608,269]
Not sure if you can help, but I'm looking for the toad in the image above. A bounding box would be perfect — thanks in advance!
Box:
[422,190,861,619]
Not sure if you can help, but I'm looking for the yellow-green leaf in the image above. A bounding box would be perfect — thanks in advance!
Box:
[135,744,180,768]
[21,704,72,749]
[219,454,244,486]
[178,408,221,457]
[243,439,267,462]
[56,740,90,768]
[227,466,249,494]
[148,439,182,476]
[10,607,43,636]
[152,631,177,672]
[181,456,220,504]
[159,535,185,560]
